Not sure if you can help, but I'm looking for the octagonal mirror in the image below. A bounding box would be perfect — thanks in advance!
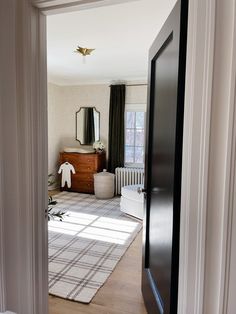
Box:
[76,107,100,145]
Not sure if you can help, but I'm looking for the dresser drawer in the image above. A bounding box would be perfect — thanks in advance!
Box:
[60,153,96,172]
[71,179,94,193]
[74,173,94,182]
[76,163,96,173]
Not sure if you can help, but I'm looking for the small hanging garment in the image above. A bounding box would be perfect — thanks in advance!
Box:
[58,162,76,188]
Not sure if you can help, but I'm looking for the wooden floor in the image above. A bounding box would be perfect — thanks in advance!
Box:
[48,191,147,314]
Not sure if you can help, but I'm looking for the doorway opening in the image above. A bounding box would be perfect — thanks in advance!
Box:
[46,1,178,313]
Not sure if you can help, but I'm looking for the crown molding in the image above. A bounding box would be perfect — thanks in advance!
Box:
[48,77,147,87]
[32,0,140,14]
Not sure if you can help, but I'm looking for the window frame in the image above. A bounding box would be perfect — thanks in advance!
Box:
[124,103,146,168]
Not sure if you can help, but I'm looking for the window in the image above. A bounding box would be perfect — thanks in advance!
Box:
[125,104,146,167]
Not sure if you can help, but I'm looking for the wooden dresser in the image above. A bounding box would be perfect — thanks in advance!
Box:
[59,152,106,194]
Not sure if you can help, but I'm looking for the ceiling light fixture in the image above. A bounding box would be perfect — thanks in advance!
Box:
[74,45,95,63]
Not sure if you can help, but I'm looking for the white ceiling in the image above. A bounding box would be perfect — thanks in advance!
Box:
[47,0,177,85]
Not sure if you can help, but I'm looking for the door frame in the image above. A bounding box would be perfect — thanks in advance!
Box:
[179,0,236,313]
[0,0,235,313]
[177,0,215,312]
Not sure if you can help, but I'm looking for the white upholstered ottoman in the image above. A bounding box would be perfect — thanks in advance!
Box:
[120,184,144,220]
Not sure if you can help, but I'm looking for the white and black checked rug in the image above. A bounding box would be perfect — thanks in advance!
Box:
[48,191,142,303]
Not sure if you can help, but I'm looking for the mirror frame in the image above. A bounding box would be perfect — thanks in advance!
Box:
[75,106,100,145]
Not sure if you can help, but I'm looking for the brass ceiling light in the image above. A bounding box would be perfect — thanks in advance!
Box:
[74,46,95,56]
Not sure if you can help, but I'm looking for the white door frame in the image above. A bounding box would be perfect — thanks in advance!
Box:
[0,0,235,313]
[0,1,48,314]
[178,0,215,311]
[179,0,236,313]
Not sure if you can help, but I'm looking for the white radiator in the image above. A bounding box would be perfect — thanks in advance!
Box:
[115,167,144,195]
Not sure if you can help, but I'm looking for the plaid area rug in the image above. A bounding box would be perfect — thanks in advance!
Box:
[48,191,142,303]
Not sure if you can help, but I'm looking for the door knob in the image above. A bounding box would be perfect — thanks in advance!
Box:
[137,187,147,194]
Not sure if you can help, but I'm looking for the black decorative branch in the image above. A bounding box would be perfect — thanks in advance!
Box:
[48,196,68,221]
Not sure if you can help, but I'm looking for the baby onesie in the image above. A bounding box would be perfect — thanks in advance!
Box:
[58,162,76,188]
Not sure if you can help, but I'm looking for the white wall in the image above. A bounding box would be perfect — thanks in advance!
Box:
[48,83,147,176]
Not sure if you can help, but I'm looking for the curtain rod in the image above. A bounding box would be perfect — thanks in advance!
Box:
[109,83,147,87]
[126,83,147,87]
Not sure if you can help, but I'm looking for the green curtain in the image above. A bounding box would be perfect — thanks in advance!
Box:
[108,85,126,173]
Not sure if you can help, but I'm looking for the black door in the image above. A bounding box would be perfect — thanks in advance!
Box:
[142,1,188,313]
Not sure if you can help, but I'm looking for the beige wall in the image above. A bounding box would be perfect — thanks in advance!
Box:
[48,83,64,175]
[48,83,147,175]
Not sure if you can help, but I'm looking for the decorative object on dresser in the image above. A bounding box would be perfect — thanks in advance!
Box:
[59,152,106,194]
[93,140,105,153]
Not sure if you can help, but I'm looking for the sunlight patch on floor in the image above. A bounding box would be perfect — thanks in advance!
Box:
[48,212,139,244]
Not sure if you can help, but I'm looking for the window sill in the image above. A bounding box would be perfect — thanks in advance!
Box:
[124,163,144,169]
